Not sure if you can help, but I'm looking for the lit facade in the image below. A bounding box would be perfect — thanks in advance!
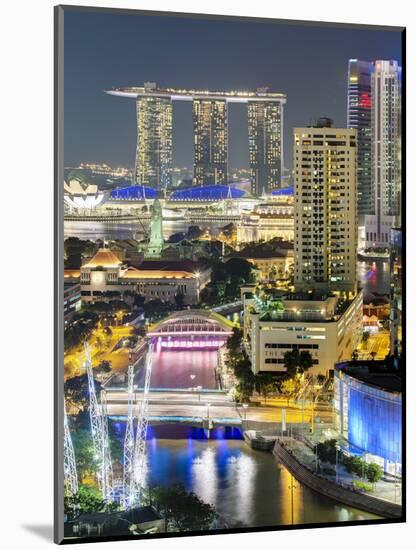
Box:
[347,59,374,218]
[193,99,228,186]
[134,84,173,189]
[242,289,363,376]
[334,361,402,474]
[390,228,402,357]
[248,100,283,195]
[293,122,358,295]
[364,60,402,247]
[106,84,286,191]
[73,249,210,305]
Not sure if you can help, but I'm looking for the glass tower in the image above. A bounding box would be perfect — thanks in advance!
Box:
[192,99,228,186]
[372,60,402,229]
[134,95,173,190]
[347,59,374,217]
[248,100,282,196]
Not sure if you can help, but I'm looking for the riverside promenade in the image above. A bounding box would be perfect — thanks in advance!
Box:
[273,437,402,519]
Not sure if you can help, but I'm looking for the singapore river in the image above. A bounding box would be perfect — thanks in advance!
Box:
[112,424,379,528]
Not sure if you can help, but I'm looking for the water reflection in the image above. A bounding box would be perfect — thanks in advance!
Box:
[140,426,379,528]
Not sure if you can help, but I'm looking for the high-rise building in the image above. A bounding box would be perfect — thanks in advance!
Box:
[134,83,173,189]
[364,60,402,247]
[390,227,402,358]
[248,99,283,196]
[192,99,228,186]
[293,118,358,296]
[347,59,374,218]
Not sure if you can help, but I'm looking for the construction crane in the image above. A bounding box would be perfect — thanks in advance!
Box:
[63,404,78,497]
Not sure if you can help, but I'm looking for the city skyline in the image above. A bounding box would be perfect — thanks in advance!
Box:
[58,7,404,542]
[64,11,402,171]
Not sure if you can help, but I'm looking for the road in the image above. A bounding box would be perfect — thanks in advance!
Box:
[358,330,390,359]
[105,391,334,425]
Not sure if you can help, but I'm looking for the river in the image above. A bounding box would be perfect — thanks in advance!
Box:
[112,424,379,528]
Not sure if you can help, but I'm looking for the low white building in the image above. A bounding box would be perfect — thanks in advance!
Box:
[242,288,363,376]
[68,248,210,305]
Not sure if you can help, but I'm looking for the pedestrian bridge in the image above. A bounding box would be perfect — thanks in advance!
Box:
[147,309,236,339]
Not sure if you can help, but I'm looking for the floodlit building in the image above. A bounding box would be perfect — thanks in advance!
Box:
[242,289,363,376]
[193,99,228,185]
[334,360,402,474]
[364,60,402,247]
[64,282,81,324]
[293,119,358,296]
[347,59,374,218]
[106,84,286,192]
[390,227,402,357]
[73,248,210,305]
[134,82,173,190]
[248,98,283,195]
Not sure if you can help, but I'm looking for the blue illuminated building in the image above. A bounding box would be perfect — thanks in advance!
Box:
[334,360,402,474]
[110,184,158,200]
[170,184,247,201]
[271,185,293,196]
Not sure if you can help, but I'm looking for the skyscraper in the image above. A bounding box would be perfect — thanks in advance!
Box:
[248,99,283,196]
[347,59,374,218]
[192,99,228,186]
[294,118,358,296]
[134,83,173,190]
[364,60,401,246]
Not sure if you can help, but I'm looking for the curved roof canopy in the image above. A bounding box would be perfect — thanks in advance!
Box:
[110,185,158,201]
[271,185,294,196]
[171,185,247,201]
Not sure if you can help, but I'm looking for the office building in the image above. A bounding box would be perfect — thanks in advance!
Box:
[347,59,374,218]
[242,288,363,376]
[134,82,173,189]
[106,84,286,191]
[248,99,283,195]
[364,60,402,247]
[193,99,228,185]
[390,227,402,357]
[293,119,358,296]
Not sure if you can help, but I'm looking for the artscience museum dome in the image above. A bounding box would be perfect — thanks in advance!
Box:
[64,173,107,209]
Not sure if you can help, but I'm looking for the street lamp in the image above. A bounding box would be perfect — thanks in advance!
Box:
[190,374,196,395]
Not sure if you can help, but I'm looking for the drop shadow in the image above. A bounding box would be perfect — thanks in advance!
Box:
[21,524,53,542]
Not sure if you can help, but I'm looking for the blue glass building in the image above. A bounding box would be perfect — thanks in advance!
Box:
[334,361,402,474]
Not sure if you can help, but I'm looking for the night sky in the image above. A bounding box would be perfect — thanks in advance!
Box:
[64,9,402,171]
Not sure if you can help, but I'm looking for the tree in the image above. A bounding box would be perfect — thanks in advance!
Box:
[226,327,243,356]
[151,484,217,532]
[282,349,313,377]
[343,455,368,479]
[366,463,383,486]
[64,374,102,412]
[299,350,314,373]
[64,485,120,520]
[315,439,337,465]
[255,373,275,402]
[97,360,112,373]
[174,292,185,309]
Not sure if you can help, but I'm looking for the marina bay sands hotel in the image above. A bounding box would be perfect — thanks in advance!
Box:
[106,83,286,196]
